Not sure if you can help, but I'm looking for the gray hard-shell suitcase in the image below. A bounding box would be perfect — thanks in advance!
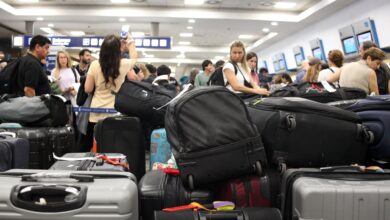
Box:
[280,167,390,220]
[49,152,129,172]
[0,169,138,220]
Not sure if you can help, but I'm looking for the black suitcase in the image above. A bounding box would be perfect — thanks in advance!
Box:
[154,208,282,220]
[46,126,75,157]
[248,97,372,171]
[139,170,214,220]
[0,133,29,171]
[6,128,51,169]
[94,116,146,181]
[165,87,266,189]
[49,152,129,172]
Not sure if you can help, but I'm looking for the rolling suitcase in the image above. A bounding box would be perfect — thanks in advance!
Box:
[150,128,172,170]
[165,87,266,189]
[345,95,390,162]
[248,97,372,171]
[6,128,51,169]
[280,167,390,220]
[0,169,138,220]
[94,116,146,181]
[0,133,29,171]
[154,208,282,220]
[49,152,129,172]
[139,170,214,220]
[46,126,75,157]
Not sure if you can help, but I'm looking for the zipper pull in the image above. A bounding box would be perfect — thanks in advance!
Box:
[253,99,262,105]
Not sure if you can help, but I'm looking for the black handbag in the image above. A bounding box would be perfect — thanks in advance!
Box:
[114,80,175,127]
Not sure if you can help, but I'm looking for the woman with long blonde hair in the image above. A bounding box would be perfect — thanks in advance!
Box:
[223,41,269,96]
[51,50,80,99]
[303,57,322,83]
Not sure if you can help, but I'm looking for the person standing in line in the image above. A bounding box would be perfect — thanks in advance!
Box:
[246,52,260,86]
[194,60,214,86]
[80,34,137,152]
[73,49,92,77]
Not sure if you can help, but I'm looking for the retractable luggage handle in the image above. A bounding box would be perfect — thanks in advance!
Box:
[21,172,94,182]
[198,211,245,220]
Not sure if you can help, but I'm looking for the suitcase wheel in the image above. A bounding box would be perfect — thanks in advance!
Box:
[187,174,195,190]
[365,130,375,144]
[255,161,263,176]
[286,114,296,131]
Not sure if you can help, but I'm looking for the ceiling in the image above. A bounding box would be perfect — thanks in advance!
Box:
[0,0,357,68]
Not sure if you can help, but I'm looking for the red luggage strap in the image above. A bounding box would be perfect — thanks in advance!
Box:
[163,201,235,212]
[95,155,129,169]
[161,168,180,176]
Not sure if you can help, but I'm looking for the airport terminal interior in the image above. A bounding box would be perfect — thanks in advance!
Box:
[1,0,390,219]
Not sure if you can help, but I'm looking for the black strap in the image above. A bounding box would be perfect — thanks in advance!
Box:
[328,68,335,73]
[71,67,77,83]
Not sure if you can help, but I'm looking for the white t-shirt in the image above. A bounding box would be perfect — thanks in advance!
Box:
[318,67,339,82]
[222,62,251,93]
[51,68,80,100]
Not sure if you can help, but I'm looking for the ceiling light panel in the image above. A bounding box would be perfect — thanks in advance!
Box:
[180,33,193,37]
[238,35,254,39]
[111,0,130,3]
[274,2,297,9]
[70,31,85,36]
[188,19,196,23]
[178,41,191,45]
[185,0,204,5]
[18,0,39,2]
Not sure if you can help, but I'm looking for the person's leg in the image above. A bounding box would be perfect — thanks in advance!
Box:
[78,122,96,152]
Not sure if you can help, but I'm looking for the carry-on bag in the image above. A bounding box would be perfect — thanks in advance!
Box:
[280,166,390,220]
[345,95,390,162]
[271,82,367,103]
[114,80,175,127]
[5,128,52,169]
[0,132,29,171]
[139,170,214,220]
[0,169,138,220]
[154,208,282,220]
[94,116,146,181]
[49,152,129,172]
[150,128,172,170]
[165,87,266,189]
[46,126,75,157]
[248,97,372,171]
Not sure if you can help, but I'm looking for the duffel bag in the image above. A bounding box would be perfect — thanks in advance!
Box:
[0,95,68,127]
[271,82,366,103]
[114,80,175,127]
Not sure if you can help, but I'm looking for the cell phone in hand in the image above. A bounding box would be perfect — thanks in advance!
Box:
[120,25,130,39]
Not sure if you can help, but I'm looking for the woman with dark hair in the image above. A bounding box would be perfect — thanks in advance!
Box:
[246,52,260,86]
[80,34,137,151]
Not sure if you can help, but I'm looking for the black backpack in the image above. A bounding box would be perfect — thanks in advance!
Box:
[207,62,237,86]
[0,58,21,95]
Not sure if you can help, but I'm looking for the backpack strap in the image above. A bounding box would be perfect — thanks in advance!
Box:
[71,67,77,83]
[328,68,335,73]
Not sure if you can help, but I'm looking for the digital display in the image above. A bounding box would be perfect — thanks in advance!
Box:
[279,60,286,70]
[313,48,323,60]
[357,32,373,46]
[342,37,358,54]
[295,53,303,66]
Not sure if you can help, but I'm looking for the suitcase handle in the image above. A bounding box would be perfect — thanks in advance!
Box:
[0,131,16,138]
[21,172,94,182]
[198,211,244,220]
[10,184,87,212]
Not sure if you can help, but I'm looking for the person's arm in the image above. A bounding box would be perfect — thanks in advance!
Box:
[388,79,390,94]
[127,36,137,69]
[194,74,200,87]
[24,87,36,97]
[368,70,379,95]
[327,68,341,83]
[126,68,139,81]
[224,68,269,95]
[84,62,95,93]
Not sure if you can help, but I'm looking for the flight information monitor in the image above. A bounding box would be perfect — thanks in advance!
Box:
[357,31,373,46]
[295,53,304,66]
[342,37,358,54]
[313,48,323,60]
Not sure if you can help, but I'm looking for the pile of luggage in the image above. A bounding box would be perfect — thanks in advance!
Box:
[0,85,389,220]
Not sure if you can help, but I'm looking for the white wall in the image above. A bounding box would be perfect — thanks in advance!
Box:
[258,0,390,73]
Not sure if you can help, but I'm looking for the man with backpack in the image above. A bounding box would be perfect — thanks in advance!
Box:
[17,35,52,97]
[194,59,214,87]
